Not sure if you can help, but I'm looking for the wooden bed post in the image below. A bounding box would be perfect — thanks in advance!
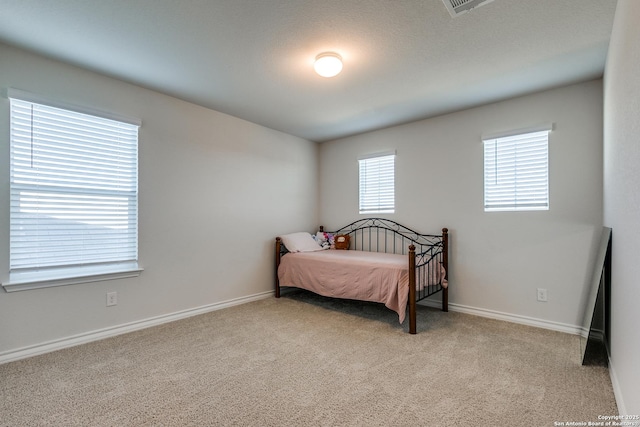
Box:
[442,228,449,312]
[408,244,417,334]
[275,237,282,298]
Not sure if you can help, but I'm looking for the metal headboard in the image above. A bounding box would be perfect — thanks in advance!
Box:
[321,218,446,267]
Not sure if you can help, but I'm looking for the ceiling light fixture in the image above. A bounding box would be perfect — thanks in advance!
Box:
[314,52,343,78]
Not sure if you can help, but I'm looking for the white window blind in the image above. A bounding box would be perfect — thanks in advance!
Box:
[483,129,549,211]
[9,96,139,273]
[359,153,395,214]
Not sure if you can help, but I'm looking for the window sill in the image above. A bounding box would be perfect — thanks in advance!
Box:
[2,263,143,293]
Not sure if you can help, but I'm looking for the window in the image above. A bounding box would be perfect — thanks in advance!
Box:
[483,126,551,212]
[359,152,395,214]
[4,90,141,291]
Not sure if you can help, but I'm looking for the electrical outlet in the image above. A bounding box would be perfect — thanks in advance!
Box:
[537,288,547,302]
[106,291,118,307]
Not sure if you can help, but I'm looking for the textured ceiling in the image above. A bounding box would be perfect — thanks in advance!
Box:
[0,0,618,142]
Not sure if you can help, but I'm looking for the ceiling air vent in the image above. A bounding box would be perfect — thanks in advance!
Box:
[442,0,495,17]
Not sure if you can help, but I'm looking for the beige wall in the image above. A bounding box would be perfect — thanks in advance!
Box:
[603,0,640,415]
[0,42,318,355]
[319,80,604,330]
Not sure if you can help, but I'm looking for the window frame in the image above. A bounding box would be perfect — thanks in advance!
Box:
[482,124,552,212]
[2,89,143,292]
[358,151,396,215]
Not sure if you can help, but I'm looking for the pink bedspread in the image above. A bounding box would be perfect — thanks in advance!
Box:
[278,250,410,323]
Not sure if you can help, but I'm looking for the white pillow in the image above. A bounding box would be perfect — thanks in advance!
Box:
[280,232,323,253]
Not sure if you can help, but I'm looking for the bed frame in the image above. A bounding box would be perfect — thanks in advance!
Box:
[275,218,449,334]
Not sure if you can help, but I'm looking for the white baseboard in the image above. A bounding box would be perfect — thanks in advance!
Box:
[0,290,273,365]
[608,359,625,414]
[419,299,582,335]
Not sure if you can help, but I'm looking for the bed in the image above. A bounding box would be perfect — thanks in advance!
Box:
[275,218,449,334]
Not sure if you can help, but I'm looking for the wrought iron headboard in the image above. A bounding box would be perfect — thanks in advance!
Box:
[320,218,447,268]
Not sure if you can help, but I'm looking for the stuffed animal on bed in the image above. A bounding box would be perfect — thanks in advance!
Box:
[334,234,350,250]
[314,231,335,249]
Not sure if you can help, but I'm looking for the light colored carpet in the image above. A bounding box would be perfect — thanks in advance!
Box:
[0,290,617,426]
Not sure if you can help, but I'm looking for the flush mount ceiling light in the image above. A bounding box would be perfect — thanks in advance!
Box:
[314,52,343,78]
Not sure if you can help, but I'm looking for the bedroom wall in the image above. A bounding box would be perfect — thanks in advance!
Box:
[603,0,640,415]
[0,43,318,357]
[319,80,604,331]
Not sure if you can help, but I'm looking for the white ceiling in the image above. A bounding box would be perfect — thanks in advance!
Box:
[0,0,618,142]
